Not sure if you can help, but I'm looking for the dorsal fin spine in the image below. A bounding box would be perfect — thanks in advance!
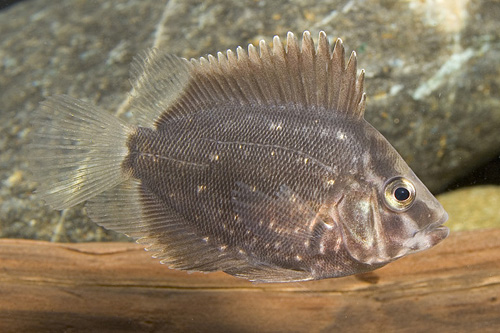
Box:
[287,32,307,107]
[226,49,250,105]
[300,31,316,109]
[152,31,366,128]
[218,50,246,105]
[342,51,358,114]
[259,40,281,105]
[315,31,330,108]
[190,58,211,106]
[204,57,224,105]
[271,36,292,105]
[203,56,226,103]
[247,44,271,105]
[236,46,261,103]
[353,70,365,117]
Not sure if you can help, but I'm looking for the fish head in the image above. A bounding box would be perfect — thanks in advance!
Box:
[330,123,449,266]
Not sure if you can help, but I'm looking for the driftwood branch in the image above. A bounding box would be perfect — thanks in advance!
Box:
[0,229,499,332]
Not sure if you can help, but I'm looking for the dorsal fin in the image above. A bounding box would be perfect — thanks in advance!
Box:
[190,31,364,117]
[132,31,366,127]
[128,49,191,127]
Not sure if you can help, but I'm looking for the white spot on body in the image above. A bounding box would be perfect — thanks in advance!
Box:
[362,152,371,168]
[269,122,283,131]
[210,153,220,161]
[197,185,206,193]
[357,200,371,215]
[320,128,329,137]
[336,131,346,140]
[334,237,342,252]
[295,255,302,261]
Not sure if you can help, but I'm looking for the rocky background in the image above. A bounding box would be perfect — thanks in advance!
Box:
[1,0,499,241]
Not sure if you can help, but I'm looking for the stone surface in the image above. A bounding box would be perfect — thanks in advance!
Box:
[438,185,500,231]
[0,0,499,241]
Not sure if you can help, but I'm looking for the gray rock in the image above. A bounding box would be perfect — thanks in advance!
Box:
[1,0,498,241]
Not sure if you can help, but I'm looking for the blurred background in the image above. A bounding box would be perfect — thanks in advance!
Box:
[1,0,499,242]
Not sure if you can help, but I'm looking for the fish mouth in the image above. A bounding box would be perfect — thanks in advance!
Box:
[422,212,449,246]
[404,212,449,253]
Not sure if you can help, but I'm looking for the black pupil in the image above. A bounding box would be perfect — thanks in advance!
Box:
[394,187,410,201]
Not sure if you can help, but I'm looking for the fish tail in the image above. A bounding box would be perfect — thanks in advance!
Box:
[29,95,131,210]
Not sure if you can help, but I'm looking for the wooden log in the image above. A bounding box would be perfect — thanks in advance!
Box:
[0,229,499,332]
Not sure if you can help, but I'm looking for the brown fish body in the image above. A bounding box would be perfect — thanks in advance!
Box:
[126,105,377,278]
[30,31,448,282]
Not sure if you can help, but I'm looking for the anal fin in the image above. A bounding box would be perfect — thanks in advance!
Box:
[224,264,314,283]
[232,182,324,243]
[86,179,241,272]
[128,50,191,127]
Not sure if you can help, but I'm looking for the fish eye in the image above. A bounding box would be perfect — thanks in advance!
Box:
[383,177,416,212]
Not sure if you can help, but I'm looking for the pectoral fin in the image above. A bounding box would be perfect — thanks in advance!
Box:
[231,182,322,242]
[228,182,333,282]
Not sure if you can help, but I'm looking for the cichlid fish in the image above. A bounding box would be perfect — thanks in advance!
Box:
[30,31,449,282]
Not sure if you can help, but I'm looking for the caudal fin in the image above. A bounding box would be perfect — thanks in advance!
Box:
[29,95,131,210]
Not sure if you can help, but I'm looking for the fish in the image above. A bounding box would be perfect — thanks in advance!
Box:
[29,31,449,283]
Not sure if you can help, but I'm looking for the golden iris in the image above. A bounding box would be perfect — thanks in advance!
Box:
[383,177,416,212]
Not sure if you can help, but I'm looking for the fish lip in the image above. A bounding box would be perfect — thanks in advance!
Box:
[417,211,450,244]
[424,211,449,233]
[403,212,449,255]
